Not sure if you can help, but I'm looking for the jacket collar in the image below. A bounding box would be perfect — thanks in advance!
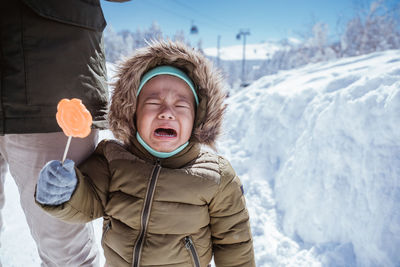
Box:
[130,136,201,169]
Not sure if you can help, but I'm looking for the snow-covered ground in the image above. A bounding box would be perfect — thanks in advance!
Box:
[219,49,400,266]
[0,49,399,266]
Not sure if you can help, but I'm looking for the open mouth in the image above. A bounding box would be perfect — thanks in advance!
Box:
[154,128,177,138]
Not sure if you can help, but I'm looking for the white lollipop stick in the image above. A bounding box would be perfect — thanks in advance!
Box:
[61,136,72,165]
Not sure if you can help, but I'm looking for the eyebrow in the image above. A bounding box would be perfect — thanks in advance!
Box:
[142,93,160,99]
[142,93,194,103]
[176,95,193,103]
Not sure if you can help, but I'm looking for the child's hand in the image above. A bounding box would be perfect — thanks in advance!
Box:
[36,159,78,205]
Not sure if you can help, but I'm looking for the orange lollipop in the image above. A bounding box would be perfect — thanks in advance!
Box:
[56,98,92,138]
[56,98,92,163]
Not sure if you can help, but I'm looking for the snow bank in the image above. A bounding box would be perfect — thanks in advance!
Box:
[220,50,400,266]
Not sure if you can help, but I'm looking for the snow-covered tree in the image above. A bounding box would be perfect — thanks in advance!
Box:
[104,26,126,63]
[104,21,191,63]
[196,39,204,54]
[144,21,163,43]
[341,0,400,56]
[173,30,186,43]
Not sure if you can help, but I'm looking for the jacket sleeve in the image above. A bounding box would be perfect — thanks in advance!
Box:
[209,157,256,267]
[36,141,111,223]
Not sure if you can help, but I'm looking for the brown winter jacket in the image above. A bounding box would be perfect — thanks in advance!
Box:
[41,139,255,267]
[39,41,255,266]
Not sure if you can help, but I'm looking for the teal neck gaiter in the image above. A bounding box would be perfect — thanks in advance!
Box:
[136,132,189,159]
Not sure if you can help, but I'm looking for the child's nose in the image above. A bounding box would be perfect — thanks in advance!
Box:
[158,106,175,120]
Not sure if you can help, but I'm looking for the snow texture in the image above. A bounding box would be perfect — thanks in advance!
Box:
[219,49,400,266]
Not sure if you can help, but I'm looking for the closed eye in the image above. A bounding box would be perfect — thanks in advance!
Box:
[176,104,190,108]
[145,101,161,105]
[175,101,192,108]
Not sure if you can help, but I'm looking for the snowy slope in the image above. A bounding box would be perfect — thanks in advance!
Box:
[0,50,399,266]
[219,49,400,266]
[203,41,291,61]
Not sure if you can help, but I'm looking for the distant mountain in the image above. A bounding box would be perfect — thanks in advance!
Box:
[203,39,301,61]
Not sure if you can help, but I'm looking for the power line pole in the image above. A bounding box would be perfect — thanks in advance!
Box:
[236,29,250,86]
[217,35,221,68]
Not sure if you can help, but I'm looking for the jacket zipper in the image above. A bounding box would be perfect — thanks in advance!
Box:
[185,236,201,267]
[132,160,161,267]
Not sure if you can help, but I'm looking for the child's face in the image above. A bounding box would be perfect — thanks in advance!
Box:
[136,75,196,153]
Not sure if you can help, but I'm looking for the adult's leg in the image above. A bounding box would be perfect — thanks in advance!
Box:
[0,153,6,246]
[0,131,100,267]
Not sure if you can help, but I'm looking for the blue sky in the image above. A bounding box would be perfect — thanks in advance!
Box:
[100,0,386,48]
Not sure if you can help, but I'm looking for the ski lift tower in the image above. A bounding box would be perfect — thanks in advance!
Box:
[217,35,221,68]
[236,29,250,87]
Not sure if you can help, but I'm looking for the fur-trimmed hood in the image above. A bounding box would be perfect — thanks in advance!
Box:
[108,40,226,149]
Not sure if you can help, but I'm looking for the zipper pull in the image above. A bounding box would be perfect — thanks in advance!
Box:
[185,236,193,249]
[105,221,111,232]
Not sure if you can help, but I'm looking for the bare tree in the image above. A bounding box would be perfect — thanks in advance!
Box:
[341,0,400,56]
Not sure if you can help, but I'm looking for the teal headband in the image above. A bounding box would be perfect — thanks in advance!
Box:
[137,65,199,105]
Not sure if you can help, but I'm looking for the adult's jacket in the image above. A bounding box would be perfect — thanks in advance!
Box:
[0,0,111,134]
